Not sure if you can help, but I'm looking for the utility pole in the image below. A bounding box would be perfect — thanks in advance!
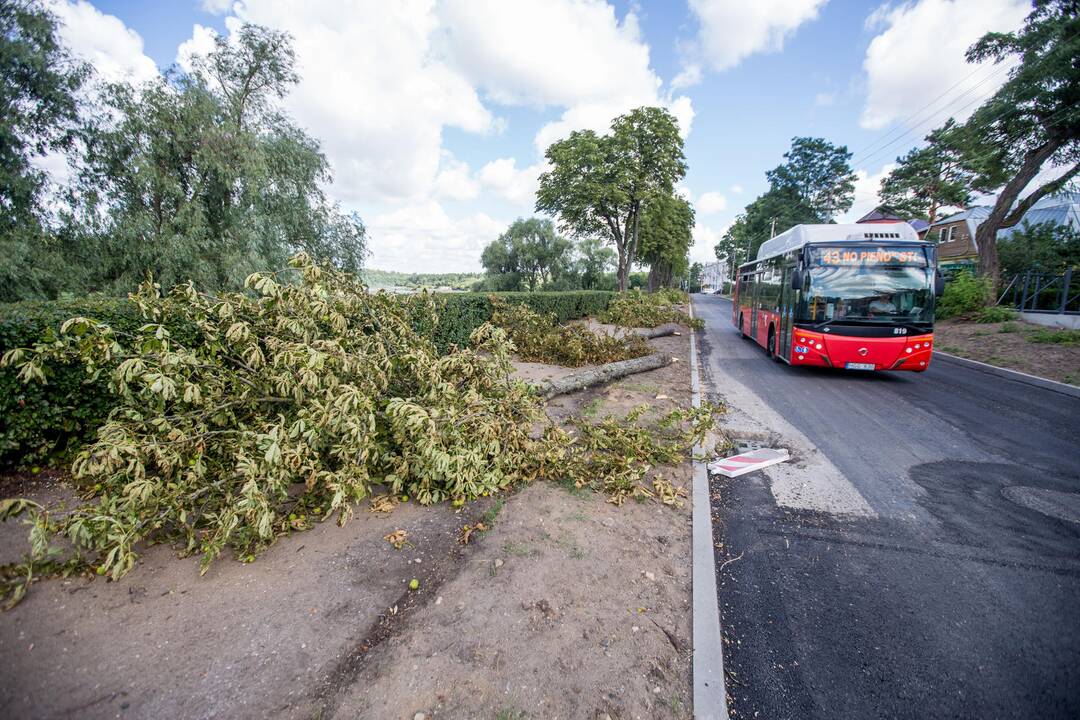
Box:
[770,217,777,238]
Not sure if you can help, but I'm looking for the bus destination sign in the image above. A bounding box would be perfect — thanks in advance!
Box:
[812,247,926,267]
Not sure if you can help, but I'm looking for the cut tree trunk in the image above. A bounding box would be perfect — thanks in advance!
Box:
[535,352,671,399]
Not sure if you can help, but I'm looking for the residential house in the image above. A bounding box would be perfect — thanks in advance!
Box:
[921,192,1080,273]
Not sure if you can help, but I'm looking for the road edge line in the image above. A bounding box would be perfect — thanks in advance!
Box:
[934,351,1080,399]
[689,298,730,720]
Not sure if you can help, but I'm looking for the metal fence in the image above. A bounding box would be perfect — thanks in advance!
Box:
[999,268,1080,314]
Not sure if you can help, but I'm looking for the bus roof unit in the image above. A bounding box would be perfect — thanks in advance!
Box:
[754,222,922,262]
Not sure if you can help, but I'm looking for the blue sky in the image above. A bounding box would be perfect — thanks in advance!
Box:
[45,0,1032,272]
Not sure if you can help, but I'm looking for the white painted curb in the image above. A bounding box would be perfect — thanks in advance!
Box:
[689,300,730,720]
[934,351,1080,399]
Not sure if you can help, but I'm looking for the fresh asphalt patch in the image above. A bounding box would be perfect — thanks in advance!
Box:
[695,295,1080,720]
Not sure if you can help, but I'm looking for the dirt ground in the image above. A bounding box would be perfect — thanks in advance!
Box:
[0,329,695,720]
[934,318,1080,385]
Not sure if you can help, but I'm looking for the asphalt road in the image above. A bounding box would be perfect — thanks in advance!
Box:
[693,295,1080,720]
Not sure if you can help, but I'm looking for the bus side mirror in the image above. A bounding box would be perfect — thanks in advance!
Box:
[790,272,804,290]
[934,270,945,297]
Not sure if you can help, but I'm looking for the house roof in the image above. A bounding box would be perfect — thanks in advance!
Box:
[929,192,1080,238]
[856,207,905,223]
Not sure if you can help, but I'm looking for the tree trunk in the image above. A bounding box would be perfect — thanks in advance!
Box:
[535,352,671,399]
[975,139,1062,291]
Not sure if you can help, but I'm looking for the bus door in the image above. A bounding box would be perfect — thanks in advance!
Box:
[778,261,794,360]
[749,270,760,339]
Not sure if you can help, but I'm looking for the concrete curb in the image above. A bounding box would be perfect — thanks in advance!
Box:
[689,300,730,720]
[934,351,1080,399]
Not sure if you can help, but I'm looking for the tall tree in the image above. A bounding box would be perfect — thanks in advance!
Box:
[68,24,365,295]
[959,0,1080,287]
[574,237,617,290]
[715,185,820,272]
[479,218,571,291]
[766,136,856,221]
[0,0,88,301]
[536,106,687,291]
[879,120,975,223]
[638,192,694,290]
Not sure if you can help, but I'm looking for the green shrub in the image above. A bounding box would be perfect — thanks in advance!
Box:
[937,272,991,319]
[1027,328,1080,345]
[974,306,1019,323]
[0,289,614,469]
[601,289,703,330]
[0,297,199,468]
[429,290,615,350]
[489,298,649,366]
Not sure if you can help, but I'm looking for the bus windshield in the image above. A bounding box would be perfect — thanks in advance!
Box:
[805,246,933,323]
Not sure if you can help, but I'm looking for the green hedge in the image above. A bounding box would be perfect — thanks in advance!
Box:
[0,290,614,468]
[1,297,139,468]
[430,290,615,350]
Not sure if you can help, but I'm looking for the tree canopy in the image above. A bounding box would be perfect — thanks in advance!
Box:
[0,0,88,301]
[0,15,366,302]
[536,107,687,291]
[479,218,572,291]
[955,0,1080,285]
[765,136,856,222]
[637,192,694,290]
[878,120,975,223]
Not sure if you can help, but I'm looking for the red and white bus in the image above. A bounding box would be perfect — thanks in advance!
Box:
[733,223,944,372]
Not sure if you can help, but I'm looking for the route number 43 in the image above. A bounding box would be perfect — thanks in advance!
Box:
[893,328,908,335]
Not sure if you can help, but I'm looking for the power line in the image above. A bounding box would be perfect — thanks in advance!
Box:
[850,61,1005,161]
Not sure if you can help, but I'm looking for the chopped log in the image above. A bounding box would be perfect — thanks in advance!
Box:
[636,323,680,339]
[536,352,672,399]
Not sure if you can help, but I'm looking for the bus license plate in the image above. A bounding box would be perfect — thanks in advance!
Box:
[845,362,875,371]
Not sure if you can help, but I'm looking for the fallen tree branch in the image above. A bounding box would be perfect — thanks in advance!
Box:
[536,352,672,399]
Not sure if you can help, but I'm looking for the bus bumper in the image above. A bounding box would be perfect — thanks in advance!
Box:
[789,329,934,372]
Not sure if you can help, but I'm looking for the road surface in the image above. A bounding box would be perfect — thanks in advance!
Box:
[694,295,1080,720]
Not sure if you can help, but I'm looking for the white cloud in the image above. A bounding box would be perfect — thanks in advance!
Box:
[697,191,728,214]
[440,0,658,108]
[838,163,896,224]
[208,0,494,203]
[176,24,218,74]
[730,184,744,194]
[367,201,504,273]
[434,152,480,201]
[48,0,158,85]
[677,0,827,85]
[690,222,733,264]
[478,158,546,207]
[201,0,234,14]
[859,0,1029,130]
[814,92,835,107]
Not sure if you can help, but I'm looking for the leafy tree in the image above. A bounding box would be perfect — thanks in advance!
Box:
[537,107,687,291]
[998,221,1080,277]
[574,236,617,290]
[479,218,572,291]
[957,0,1080,287]
[765,137,856,221]
[879,120,975,223]
[688,262,704,293]
[715,185,820,270]
[638,192,694,290]
[0,0,88,301]
[54,24,364,297]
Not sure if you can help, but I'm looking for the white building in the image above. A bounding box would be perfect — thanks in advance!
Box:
[699,260,728,293]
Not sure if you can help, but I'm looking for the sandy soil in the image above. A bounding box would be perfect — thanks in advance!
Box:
[934,319,1080,385]
[0,330,695,720]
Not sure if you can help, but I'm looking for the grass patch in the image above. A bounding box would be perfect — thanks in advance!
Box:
[502,541,535,558]
[1027,328,1080,345]
[482,497,506,525]
[998,322,1022,333]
